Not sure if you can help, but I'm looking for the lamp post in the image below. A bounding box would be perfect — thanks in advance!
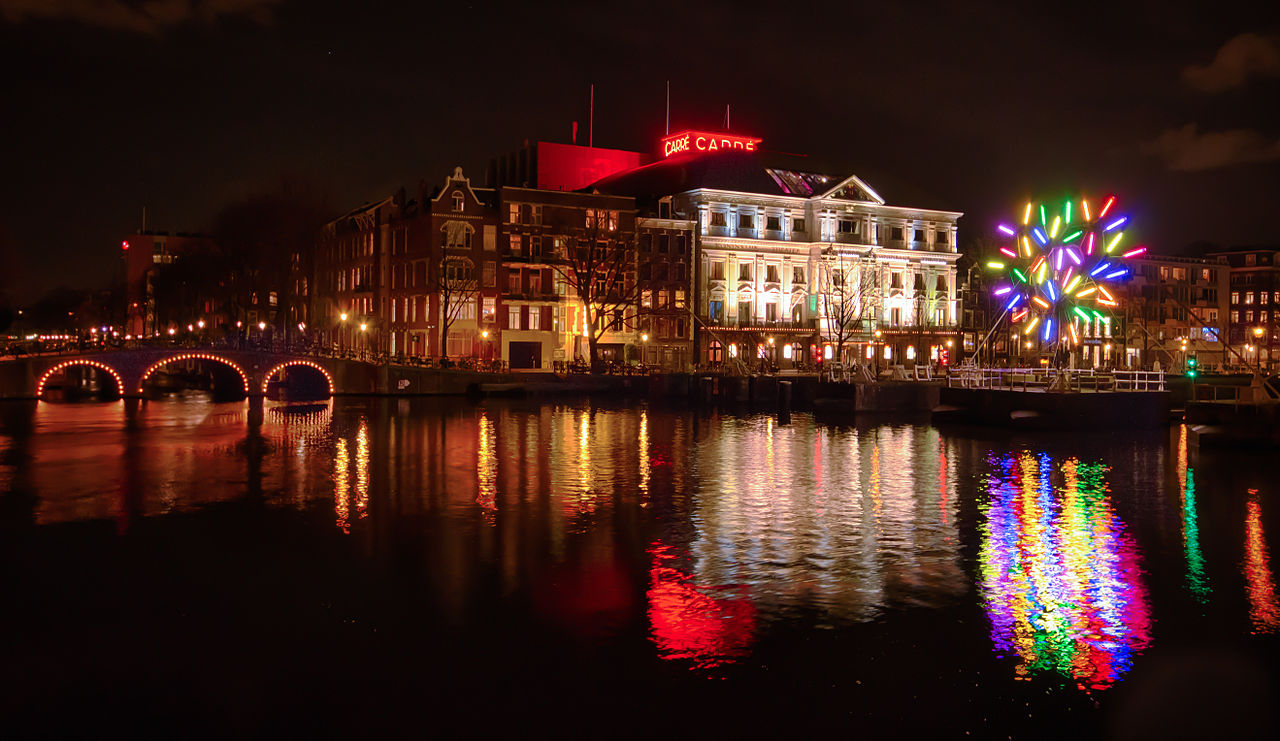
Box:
[339,312,348,355]
[1253,326,1265,373]
[359,322,368,361]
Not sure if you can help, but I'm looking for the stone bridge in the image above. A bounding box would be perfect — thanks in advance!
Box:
[0,347,514,400]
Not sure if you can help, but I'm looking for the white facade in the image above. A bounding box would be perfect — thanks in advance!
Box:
[674,171,962,365]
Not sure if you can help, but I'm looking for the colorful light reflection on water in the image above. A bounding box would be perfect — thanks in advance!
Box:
[1243,489,1280,635]
[1177,425,1211,602]
[978,452,1152,690]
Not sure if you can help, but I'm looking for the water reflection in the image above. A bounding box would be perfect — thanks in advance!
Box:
[647,422,964,668]
[647,541,756,670]
[1176,425,1211,602]
[1243,489,1280,635]
[9,397,1280,710]
[978,452,1152,690]
[476,411,497,517]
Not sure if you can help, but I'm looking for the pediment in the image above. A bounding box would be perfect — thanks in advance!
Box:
[817,174,885,204]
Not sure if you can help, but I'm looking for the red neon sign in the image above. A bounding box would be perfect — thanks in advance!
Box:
[661,130,762,158]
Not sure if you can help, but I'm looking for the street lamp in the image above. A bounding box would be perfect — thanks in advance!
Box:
[258,321,266,331]
[359,322,368,361]
[197,319,205,329]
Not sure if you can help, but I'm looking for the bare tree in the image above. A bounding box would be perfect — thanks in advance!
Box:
[435,256,480,360]
[548,209,639,371]
[818,247,879,365]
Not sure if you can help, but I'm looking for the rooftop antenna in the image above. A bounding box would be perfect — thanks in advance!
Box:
[725,104,730,131]
[589,83,594,148]
[665,80,670,135]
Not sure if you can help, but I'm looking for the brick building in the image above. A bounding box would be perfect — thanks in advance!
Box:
[1118,254,1228,371]
[1213,248,1280,372]
[121,230,217,337]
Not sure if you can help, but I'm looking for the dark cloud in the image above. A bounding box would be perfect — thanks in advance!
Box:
[0,0,282,34]
[1183,32,1280,93]
[1141,123,1280,172]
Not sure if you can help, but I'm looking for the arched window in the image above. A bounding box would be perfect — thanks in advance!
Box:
[452,191,465,212]
[441,221,474,249]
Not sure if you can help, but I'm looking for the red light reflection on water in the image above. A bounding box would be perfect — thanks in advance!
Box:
[647,542,756,670]
[1243,489,1280,635]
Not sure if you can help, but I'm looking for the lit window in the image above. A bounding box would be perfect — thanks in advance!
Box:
[508,203,519,223]
[482,297,495,319]
[453,192,465,212]
[508,306,522,330]
[510,235,522,256]
[528,309,541,330]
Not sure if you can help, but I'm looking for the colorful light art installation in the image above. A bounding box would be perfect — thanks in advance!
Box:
[647,542,756,671]
[988,195,1138,345]
[1243,489,1280,635]
[978,452,1152,691]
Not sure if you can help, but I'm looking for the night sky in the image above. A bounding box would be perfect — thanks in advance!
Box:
[2,0,1278,304]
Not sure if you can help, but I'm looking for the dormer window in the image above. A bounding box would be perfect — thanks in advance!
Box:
[452,191,465,212]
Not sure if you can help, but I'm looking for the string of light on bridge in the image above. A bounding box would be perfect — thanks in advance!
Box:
[36,360,125,399]
[262,360,335,396]
[137,353,250,396]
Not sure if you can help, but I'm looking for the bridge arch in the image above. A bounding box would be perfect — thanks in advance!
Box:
[137,352,250,396]
[36,360,124,400]
[261,360,335,397]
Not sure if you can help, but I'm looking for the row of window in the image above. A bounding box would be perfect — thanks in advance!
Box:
[639,262,687,281]
[1232,310,1275,324]
[707,260,949,292]
[331,233,376,262]
[705,210,950,244]
[637,233,690,255]
[640,289,686,310]
[1231,291,1280,305]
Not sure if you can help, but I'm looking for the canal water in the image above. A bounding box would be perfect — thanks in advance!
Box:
[1,395,1277,738]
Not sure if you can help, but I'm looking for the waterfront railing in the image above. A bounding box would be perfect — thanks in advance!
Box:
[948,367,1166,392]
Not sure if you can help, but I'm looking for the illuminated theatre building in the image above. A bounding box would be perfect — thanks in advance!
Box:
[594,131,962,367]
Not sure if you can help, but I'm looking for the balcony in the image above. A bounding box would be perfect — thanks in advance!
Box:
[711,318,818,331]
